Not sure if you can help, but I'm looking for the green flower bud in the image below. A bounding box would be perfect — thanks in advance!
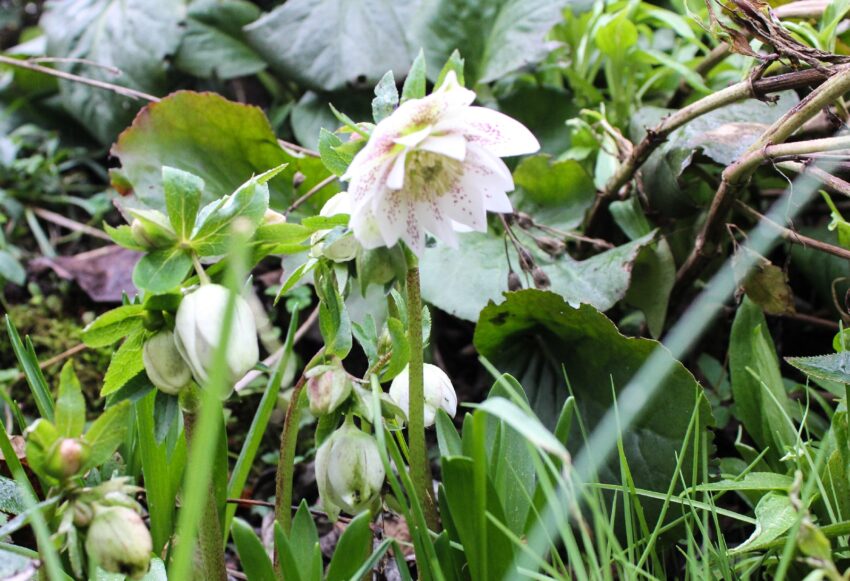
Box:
[85,506,152,579]
[315,421,385,520]
[306,363,352,415]
[143,331,192,395]
[45,438,90,480]
[310,192,359,263]
[173,284,259,391]
[389,363,457,427]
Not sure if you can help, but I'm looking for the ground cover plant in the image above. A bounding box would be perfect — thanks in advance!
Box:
[1,0,850,579]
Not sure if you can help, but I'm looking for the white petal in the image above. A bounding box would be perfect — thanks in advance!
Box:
[370,188,417,251]
[433,70,477,108]
[394,126,432,148]
[464,144,515,213]
[386,149,408,190]
[435,174,487,232]
[419,133,467,161]
[417,199,458,247]
[349,204,386,249]
[438,106,540,158]
[346,157,393,204]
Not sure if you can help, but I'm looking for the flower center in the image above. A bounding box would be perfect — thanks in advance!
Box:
[404,150,463,201]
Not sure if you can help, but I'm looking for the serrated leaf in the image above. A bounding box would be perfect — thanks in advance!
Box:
[102,331,146,396]
[372,70,398,123]
[81,304,145,348]
[163,166,204,241]
[56,362,86,439]
[82,401,132,471]
[132,247,192,294]
[401,49,426,102]
[787,352,850,385]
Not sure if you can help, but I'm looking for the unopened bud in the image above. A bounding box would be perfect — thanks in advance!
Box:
[306,364,352,415]
[45,438,90,480]
[73,501,94,527]
[143,331,192,395]
[293,172,306,189]
[85,506,152,579]
[389,363,457,427]
[263,209,287,225]
[517,248,535,272]
[515,212,534,229]
[532,267,551,290]
[535,236,566,257]
[315,421,385,520]
[508,271,522,291]
[130,220,156,248]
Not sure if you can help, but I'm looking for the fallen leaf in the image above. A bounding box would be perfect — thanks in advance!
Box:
[30,245,141,302]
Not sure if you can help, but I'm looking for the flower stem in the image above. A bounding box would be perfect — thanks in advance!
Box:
[405,262,439,530]
[182,410,227,581]
[192,253,211,285]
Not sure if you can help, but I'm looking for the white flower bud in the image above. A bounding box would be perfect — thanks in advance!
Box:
[85,506,152,579]
[306,364,352,415]
[263,209,287,225]
[173,284,259,389]
[310,192,359,263]
[389,363,457,427]
[142,331,192,395]
[315,421,385,520]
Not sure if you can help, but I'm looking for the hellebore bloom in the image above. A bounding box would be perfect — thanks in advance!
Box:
[305,362,353,415]
[142,331,193,395]
[174,284,259,388]
[315,421,385,520]
[310,192,360,262]
[389,363,457,428]
[343,71,539,254]
[85,506,152,579]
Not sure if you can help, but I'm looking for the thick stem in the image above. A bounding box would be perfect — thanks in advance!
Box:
[183,411,227,581]
[406,263,439,530]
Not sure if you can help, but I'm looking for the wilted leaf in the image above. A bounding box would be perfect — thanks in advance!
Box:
[29,245,140,303]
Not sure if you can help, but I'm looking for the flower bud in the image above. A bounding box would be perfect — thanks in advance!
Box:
[389,363,457,427]
[306,364,352,415]
[535,236,566,257]
[173,284,259,390]
[85,506,152,579]
[315,422,385,520]
[72,500,94,527]
[263,209,287,225]
[507,271,522,291]
[45,438,90,480]
[310,192,359,263]
[143,331,193,395]
[532,266,551,290]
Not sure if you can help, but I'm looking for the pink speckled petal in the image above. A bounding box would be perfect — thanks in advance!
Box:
[416,199,458,247]
[386,149,408,190]
[463,144,515,213]
[436,174,487,232]
[436,106,540,158]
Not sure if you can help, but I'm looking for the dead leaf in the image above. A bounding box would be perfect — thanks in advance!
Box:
[30,245,141,302]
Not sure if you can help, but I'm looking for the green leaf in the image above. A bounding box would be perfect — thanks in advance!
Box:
[244,0,417,91]
[420,231,657,322]
[325,511,373,580]
[623,238,676,338]
[596,16,638,59]
[318,129,351,177]
[253,222,313,253]
[730,493,796,554]
[173,0,266,80]
[289,500,321,579]
[473,290,713,511]
[104,224,147,251]
[382,317,410,381]
[372,70,399,123]
[41,0,183,143]
[697,472,794,492]
[729,298,797,467]
[81,304,146,348]
[434,49,465,88]
[5,316,54,422]
[102,331,146,396]
[513,155,596,230]
[401,49,427,102]
[416,0,570,85]
[0,477,25,516]
[787,352,850,385]
[232,519,276,581]
[55,363,85,439]
[0,250,24,285]
[318,271,352,358]
[82,401,132,471]
[24,418,60,481]
[291,90,372,151]
[163,166,204,242]
[273,522,304,581]
[132,247,193,294]
[436,409,463,457]
[112,92,296,211]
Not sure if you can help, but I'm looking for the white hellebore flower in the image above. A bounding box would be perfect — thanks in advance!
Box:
[309,192,359,262]
[174,284,259,389]
[389,363,457,427]
[315,421,385,520]
[142,331,193,395]
[343,71,540,254]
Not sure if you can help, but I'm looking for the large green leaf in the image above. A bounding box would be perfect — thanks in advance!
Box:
[174,0,266,81]
[111,92,329,211]
[512,154,595,231]
[41,0,183,144]
[473,290,713,496]
[420,231,656,321]
[244,0,418,92]
[415,0,572,85]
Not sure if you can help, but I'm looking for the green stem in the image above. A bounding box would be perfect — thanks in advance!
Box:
[405,262,438,530]
[182,411,227,581]
[192,253,211,285]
